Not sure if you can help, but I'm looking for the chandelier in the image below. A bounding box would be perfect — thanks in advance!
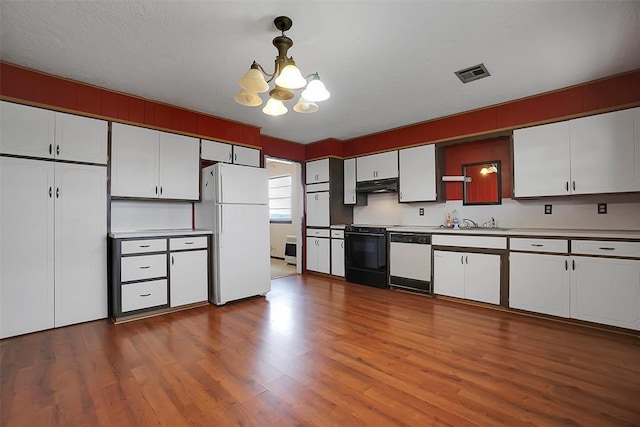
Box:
[234,16,330,116]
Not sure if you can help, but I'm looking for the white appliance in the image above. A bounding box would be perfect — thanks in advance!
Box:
[389,232,432,293]
[195,163,271,305]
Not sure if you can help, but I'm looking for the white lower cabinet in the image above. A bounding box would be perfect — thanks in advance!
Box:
[433,250,500,304]
[0,157,107,338]
[331,238,345,277]
[509,252,570,318]
[306,237,330,274]
[170,249,208,307]
[570,256,640,331]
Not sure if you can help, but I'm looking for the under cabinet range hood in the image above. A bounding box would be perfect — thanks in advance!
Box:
[356,178,398,193]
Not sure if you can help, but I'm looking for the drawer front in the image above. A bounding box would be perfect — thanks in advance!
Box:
[121,279,168,312]
[331,229,345,238]
[121,239,167,254]
[121,254,167,282]
[510,238,568,253]
[306,182,330,193]
[307,228,331,238]
[571,240,640,258]
[432,234,506,249]
[170,236,208,251]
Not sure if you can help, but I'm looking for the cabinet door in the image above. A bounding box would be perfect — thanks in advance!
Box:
[54,163,107,327]
[513,121,571,197]
[433,250,465,299]
[170,250,209,307]
[111,123,159,198]
[343,158,357,205]
[55,112,108,164]
[331,238,345,277]
[570,107,640,194]
[399,145,436,202]
[357,151,398,181]
[570,256,640,330]
[306,237,318,272]
[509,252,570,317]
[233,145,261,167]
[0,101,55,158]
[201,139,233,163]
[464,253,501,304]
[316,238,331,274]
[158,132,200,200]
[306,191,330,227]
[0,157,55,338]
[306,158,330,184]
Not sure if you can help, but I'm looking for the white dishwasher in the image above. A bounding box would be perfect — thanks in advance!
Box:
[389,232,432,294]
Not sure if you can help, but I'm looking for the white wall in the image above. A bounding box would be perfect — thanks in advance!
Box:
[110,200,192,232]
[354,192,640,230]
[266,159,301,258]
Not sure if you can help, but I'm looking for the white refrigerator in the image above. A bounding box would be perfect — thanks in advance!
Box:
[195,163,271,305]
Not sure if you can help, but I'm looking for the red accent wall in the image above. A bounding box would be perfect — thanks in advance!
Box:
[305,138,345,160]
[342,70,640,158]
[444,137,511,201]
[0,62,262,147]
[261,135,306,162]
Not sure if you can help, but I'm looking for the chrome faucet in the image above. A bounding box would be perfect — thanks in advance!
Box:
[482,217,496,228]
[462,218,478,228]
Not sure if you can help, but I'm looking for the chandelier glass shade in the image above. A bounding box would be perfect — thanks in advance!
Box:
[234,16,330,116]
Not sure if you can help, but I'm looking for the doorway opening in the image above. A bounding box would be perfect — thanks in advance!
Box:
[265,156,303,279]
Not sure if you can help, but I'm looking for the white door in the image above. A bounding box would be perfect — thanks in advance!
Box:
[399,145,436,202]
[343,158,357,205]
[0,101,55,158]
[233,145,261,167]
[201,139,233,163]
[433,250,465,299]
[306,158,330,184]
[464,253,501,305]
[306,237,318,272]
[570,256,640,330]
[215,204,270,304]
[306,192,330,227]
[357,151,398,181]
[111,123,159,198]
[170,250,208,306]
[54,111,108,164]
[158,132,200,200]
[513,121,571,197]
[217,163,269,204]
[54,163,107,327]
[570,107,640,194]
[316,238,331,274]
[331,239,345,277]
[509,253,570,318]
[0,157,55,338]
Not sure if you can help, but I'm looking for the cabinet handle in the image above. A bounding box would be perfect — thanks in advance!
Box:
[139,244,150,248]
[461,255,464,264]
[56,145,60,156]
[49,144,53,155]
[352,194,355,202]
[598,247,616,251]
[155,186,158,195]
[139,266,150,269]
[184,241,194,245]
[315,194,319,200]
[49,186,52,198]
[56,188,59,198]
[172,256,174,265]
[140,293,151,297]
[565,181,569,192]
[531,244,544,247]
[234,153,237,162]
[160,186,163,195]
[572,259,575,270]
[229,152,233,162]
[465,255,468,264]
[565,260,568,270]
[572,181,576,191]
[341,241,344,249]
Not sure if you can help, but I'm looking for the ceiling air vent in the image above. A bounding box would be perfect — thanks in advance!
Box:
[455,63,490,83]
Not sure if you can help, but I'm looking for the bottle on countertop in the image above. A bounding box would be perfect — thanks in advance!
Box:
[452,209,460,229]
[445,212,452,228]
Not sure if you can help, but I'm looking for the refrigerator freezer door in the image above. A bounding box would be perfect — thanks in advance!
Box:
[217,163,268,205]
[214,203,270,304]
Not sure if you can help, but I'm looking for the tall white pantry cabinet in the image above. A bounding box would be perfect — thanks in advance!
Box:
[0,101,108,339]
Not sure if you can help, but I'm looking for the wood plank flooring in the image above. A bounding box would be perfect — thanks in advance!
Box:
[2,274,639,426]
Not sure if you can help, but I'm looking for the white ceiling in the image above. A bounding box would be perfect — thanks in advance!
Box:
[1,1,639,144]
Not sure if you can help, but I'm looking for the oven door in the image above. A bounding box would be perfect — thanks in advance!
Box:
[345,232,386,272]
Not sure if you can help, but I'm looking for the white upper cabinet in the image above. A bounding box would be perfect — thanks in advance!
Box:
[513,121,571,197]
[201,139,233,163]
[343,158,357,204]
[158,132,200,200]
[513,107,640,197]
[306,158,330,184]
[0,101,107,164]
[306,191,330,227]
[356,151,398,181]
[233,145,261,167]
[399,144,436,202]
[111,123,200,200]
[570,107,640,194]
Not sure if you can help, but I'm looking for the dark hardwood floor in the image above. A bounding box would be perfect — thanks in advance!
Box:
[2,274,639,426]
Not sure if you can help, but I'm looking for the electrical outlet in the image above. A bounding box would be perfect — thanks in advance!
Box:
[544,204,552,215]
[419,208,424,216]
[598,203,607,214]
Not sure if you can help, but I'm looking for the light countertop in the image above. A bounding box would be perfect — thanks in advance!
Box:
[386,226,640,240]
[108,228,213,239]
